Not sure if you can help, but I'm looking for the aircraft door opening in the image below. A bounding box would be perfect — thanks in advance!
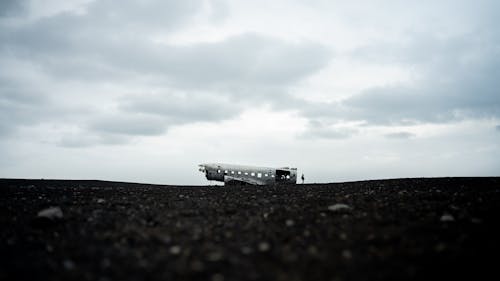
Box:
[275,169,291,182]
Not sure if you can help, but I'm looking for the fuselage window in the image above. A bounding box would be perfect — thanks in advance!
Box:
[251,172,255,176]
[224,170,228,175]
[286,175,290,179]
[264,173,268,177]
[231,171,235,174]
[244,172,249,175]
[238,171,242,175]
[257,173,262,178]
[217,169,221,173]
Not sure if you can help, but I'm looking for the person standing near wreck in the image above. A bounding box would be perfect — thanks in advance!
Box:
[301,174,305,184]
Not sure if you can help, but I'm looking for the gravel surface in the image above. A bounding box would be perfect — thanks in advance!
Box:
[1,178,499,281]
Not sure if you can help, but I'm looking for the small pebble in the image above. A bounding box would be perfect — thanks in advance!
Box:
[342,250,352,260]
[307,246,318,255]
[241,246,252,255]
[328,204,351,212]
[207,251,223,262]
[258,242,270,252]
[169,245,182,255]
[63,259,75,270]
[440,214,455,222]
[285,219,295,227]
[37,207,63,219]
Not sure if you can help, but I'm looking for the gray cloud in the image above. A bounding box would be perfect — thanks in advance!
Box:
[0,0,201,55]
[342,55,500,125]
[299,29,500,129]
[299,120,357,140]
[1,0,498,145]
[0,0,330,145]
[1,0,329,91]
[86,0,200,28]
[160,34,330,89]
[58,133,128,148]
[496,125,500,132]
[0,80,49,137]
[119,93,242,122]
[0,69,93,139]
[2,23,329,90]
[385,132,415,139]
[60,92,245,145]
[0,0,26,17]
[89,114,168,136]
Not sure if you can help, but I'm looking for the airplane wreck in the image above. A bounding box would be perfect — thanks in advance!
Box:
[198,163,297,185]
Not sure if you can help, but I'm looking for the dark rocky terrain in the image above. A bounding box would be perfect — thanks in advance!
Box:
[1,177,499,281]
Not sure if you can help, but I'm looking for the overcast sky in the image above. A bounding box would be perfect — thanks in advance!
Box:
[1,0,499,184]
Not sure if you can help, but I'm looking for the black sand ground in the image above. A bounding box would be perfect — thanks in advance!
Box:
[1,177,499,281]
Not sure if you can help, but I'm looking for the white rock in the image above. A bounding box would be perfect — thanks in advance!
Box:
[328,204,351,212]
[440,214,455,222]
[258,242,270,252]
[37,207,63,219]
[169,245,182,255]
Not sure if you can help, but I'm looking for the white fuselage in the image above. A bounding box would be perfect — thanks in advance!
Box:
[198,163,297,185]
